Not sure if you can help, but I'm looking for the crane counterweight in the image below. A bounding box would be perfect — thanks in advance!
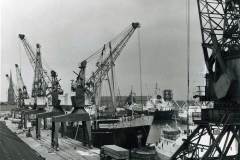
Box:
[131,22,140,29]
[18,34,25,40]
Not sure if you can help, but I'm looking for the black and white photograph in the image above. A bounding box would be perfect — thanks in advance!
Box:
[0,0,240,159]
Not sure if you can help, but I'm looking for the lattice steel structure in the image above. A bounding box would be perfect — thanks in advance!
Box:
[32,44,47,98]
[18,34,51,99]
[198,0,240,100]
[171,0,240,159]
[15,64,29,108]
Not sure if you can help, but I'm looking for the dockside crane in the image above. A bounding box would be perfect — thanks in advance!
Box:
[171,0,240,159]
[18,37,48,128]
[51,22,140,150]
[18,34,64,130]
[18,34,63,102]
[18,34,51,102]
[36,70,65,139]
[15,64,29,108]
[79,22,140,110]
[32,44,47,100]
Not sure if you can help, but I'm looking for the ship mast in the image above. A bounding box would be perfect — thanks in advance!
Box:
[138,29,143,111]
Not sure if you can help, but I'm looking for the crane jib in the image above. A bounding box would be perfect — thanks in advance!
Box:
[79,23,140,102]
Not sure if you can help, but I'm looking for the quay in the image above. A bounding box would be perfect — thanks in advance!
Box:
[4,119,100,160]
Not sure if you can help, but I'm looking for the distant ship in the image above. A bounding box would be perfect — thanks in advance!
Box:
[124,88,174,121]
[145,94,174,121]
[144,87,175,121]
[123,89,150,115]
[177,103,207,124]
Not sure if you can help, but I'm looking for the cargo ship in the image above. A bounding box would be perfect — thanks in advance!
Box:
[144,88,174,121]
[66,108,153,149]
[66,91,153,149]
[124,87,174,121]
[124,89,151,115]
[91,114,153,149]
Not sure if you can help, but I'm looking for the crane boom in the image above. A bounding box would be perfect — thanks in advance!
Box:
[15,64,29,99]
[18,34,36,69]
[73,23,140,107]
[15,64,24,89]
[32,44,47,97]
[87,23,139,95]
[18,34,51,87]
[18,34,58,99]
[87,23,140,89]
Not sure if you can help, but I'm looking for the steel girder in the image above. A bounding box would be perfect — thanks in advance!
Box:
[35,109,65,139]
[198,0,240,73]
[171,113,240,159]
[21,109,46,129]
[51,109,91,150]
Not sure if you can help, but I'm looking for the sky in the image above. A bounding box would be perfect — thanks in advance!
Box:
[0,0,206,101]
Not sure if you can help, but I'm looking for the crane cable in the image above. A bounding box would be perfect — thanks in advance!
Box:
[186,0,190,138]
[82,24,132,63]
[137,28,143,110]
[17,39,22,73]
[17,40,23,91]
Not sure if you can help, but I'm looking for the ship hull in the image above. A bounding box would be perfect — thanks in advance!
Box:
[125,109,174,121]
[92,125,151,149]
[66,115,153,149]
[152,110,174,121]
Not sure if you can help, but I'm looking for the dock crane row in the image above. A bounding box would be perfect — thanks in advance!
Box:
[6,65,29,109]
[51,22,144,150]
[18,34,50,100]
[171,0,240,159]
[18,34,64,130]
[7,64,30,120]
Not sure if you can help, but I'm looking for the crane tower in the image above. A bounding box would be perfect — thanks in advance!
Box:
[171,0,240,159]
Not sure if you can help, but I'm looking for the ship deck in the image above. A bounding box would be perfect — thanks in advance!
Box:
[4,119,100,160]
